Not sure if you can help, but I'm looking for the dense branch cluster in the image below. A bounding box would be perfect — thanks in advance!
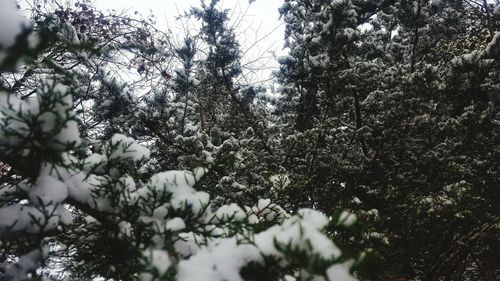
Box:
[0,0,499,281]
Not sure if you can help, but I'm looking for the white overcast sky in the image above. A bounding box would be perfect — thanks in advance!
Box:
[93,0,286,84]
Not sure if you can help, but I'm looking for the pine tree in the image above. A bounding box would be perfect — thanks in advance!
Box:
[187,0,278,207]
[1,0,499,280]
[0,2,361,281]
[276,1,500,280]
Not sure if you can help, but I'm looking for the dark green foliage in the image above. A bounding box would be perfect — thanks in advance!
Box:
[1,0,499,280]
[275,0,500,280]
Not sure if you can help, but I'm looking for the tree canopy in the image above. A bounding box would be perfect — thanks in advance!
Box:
[0,0,499,281]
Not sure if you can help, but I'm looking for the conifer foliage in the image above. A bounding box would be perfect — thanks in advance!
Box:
[0,1,359,281]
[275,0,500,280]
[0,0,499,281]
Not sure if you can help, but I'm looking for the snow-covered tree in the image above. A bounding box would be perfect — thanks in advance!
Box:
[0,1,362,281]
[275,0,500,280]
[1,0,499,280]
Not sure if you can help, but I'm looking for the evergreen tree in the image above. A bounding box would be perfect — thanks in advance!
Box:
[1,0,499,280]
[0,2,360,281]
[276,0,500,279]
[187,0,277,207]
